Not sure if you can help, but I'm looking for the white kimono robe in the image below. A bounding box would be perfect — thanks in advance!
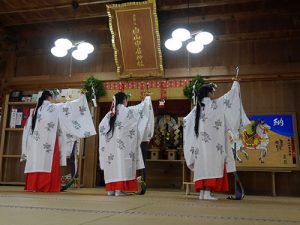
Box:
[99,96,154,184]
[21,95,96,173]
[183,81,250,181]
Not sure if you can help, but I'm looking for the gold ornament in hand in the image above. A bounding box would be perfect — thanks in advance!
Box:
[232,77,240,81]
[144,84,152,96]
[232,66,240,81]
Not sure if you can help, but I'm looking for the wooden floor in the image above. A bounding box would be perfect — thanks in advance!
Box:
[0,186,299,225]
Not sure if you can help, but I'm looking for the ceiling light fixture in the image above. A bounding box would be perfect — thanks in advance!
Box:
[165,29,214,54]
[51,38,94,60]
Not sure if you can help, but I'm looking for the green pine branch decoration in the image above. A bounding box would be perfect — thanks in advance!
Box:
[83,76,106,101]
[183,75,205,100]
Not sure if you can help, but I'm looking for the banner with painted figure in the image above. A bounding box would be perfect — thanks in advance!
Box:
[230,114,299,169]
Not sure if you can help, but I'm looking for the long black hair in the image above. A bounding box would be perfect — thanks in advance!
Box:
[194,84,214,137]
[106,92,127,137]
[31,90,53,133]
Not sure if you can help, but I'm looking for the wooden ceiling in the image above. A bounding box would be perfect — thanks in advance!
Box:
[0,0,125,27]
[1,0,298,28]
[0,0,298,61]
[0,0,298,41]
[0,0,299,52]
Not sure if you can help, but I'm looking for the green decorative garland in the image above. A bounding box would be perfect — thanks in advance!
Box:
[83,76,106,101]
[183,75,205,100]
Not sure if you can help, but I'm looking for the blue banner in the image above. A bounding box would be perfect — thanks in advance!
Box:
[249,115,294,137]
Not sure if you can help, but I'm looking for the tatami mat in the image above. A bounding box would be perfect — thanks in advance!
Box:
[0,186,299,225]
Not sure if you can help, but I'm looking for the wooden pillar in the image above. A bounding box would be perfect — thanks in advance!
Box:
[0,94,10,181]
[82,105,99,187]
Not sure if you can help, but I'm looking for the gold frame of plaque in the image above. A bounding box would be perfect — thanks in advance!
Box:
[107,0,164,79]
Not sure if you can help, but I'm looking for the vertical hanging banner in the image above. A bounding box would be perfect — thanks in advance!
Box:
[107,0,164,79]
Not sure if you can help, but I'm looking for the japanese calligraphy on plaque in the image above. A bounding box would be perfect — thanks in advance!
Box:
[107,0,163,79]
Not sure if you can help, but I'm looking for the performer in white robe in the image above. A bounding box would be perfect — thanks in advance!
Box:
[183,81,250,200]
[21,90,96,192]
[99,92,154,196]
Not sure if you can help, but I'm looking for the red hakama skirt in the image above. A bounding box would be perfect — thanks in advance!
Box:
[25,137,61,192]
[105,180,138,192]
[195,164,229,193]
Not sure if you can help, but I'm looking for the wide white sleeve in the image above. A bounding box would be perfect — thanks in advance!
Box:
[240,101,251,129]
[57,122,78,166]
[128,96,152,169]
[58,95,96,166]
[98,114,110,170]
[127,97,150,138]
[21,112,33,162]
[183,108,197,171]
[141,97,154,142]
[58,95,96,138]
[218,81,251,135]
[218,81,251,173]
[127,96,148,114]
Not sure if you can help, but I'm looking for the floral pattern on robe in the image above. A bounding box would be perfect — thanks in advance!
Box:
[183,82,250,181]
[22,95,96,173]
[99,96,154,184]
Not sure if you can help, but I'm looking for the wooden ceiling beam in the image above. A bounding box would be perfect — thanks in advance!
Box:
[0,0,268,27]
[159,9,298,26]
[4,7,296,28]
[0,0,263,15]
[2,0,297,28]
[4,69,300,92]
[164,63,300,80]
[158,0,263,11]
[0,0,124,15]
[217,29,300,42]
[2,13,108,27]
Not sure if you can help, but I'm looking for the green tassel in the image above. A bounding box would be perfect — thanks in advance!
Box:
[61,178,75,192]
[139,181,147,195]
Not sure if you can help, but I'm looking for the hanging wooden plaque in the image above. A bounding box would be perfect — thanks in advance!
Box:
[107,1,164,79]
